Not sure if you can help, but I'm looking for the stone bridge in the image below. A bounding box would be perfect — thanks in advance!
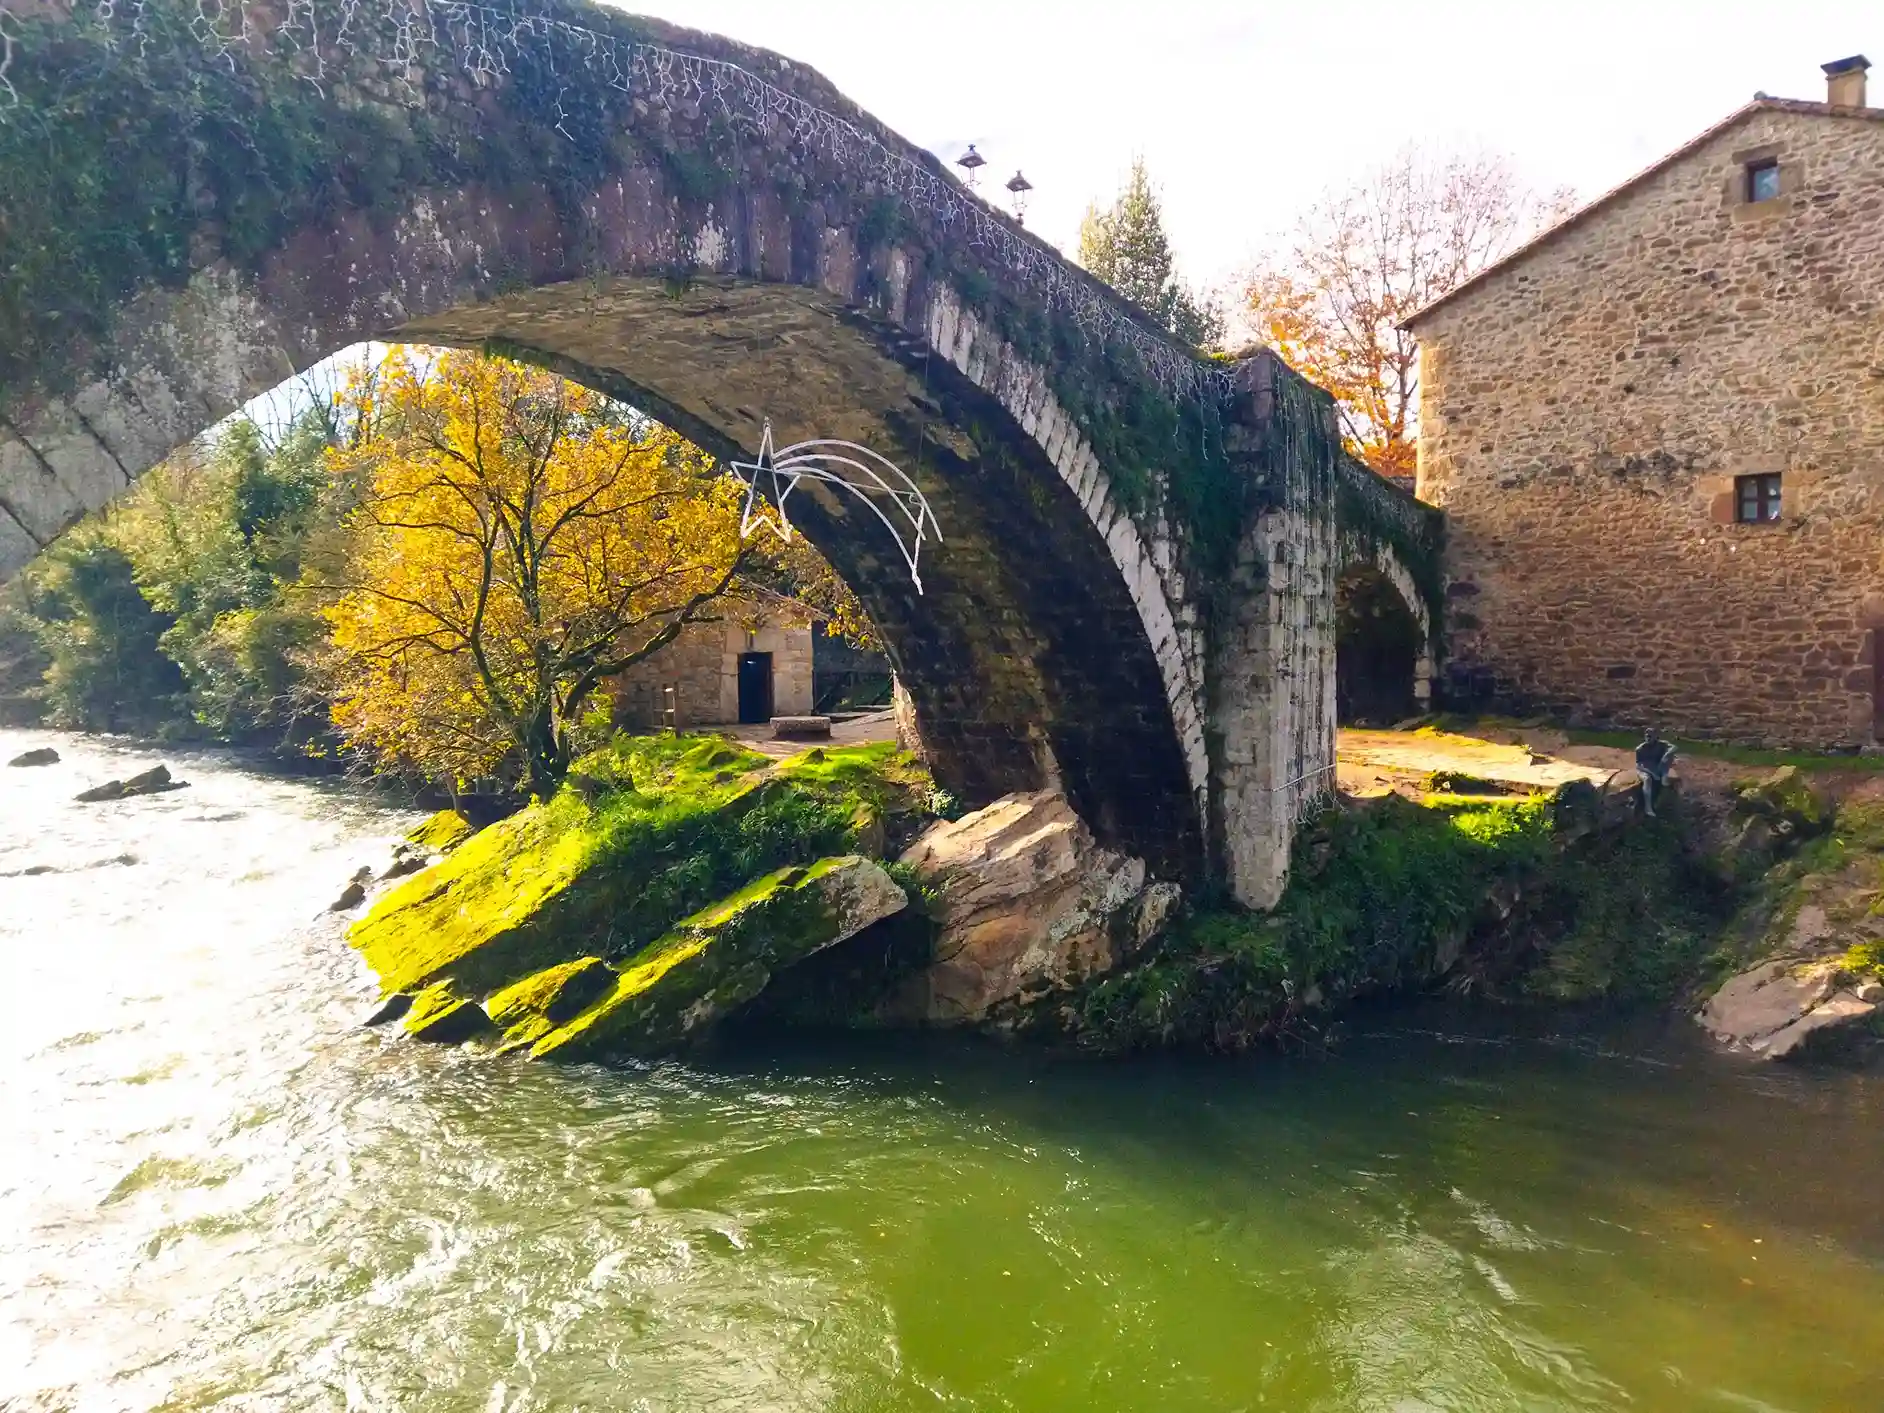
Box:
[0,0,1442,905]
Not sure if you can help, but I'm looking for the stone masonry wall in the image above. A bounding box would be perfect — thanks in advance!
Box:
[1415,105,1884,747]
[610,617,813,730]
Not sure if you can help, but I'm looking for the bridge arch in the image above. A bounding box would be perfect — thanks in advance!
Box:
[1334,538,1438,726]
[1,0,1368,898]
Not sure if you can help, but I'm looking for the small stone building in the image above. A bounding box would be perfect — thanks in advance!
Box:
[1408,56,1884,748]
[610,607,814,730]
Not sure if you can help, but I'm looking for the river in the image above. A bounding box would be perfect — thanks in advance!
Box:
[3,728,1882,1412]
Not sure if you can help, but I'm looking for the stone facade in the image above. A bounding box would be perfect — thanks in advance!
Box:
[610,613,813,730]
[1411,90,1884,747]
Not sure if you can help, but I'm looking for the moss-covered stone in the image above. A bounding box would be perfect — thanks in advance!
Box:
[487,957,616,1029]
[528,856,908,1060]
[403,982,495,1044]
[1733,766,1833,835]
[348,733,933,1056]
[406,809,476,855]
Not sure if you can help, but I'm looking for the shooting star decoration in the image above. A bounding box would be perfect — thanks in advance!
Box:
[729,420,942,594]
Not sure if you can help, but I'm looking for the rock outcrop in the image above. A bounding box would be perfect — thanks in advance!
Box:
[328,881,367,913]
[370,857,907,1056]
[73,764,188,802]
[895,791,1178,1023]
[348,734,931,1058]
[1699,958,1879,1060]
[7,747,58,767]
[514,857,907,1059]
[1734,765,1833,837]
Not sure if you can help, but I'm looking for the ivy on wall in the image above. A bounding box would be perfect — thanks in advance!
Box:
[1335,457,1446,649]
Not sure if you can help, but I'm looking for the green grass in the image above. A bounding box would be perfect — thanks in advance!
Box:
[1564,728,1884,773]
[1069,795,1557,1053]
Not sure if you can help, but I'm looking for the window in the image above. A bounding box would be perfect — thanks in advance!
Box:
[1746,159,1781,203]
[1736,472,1782,523]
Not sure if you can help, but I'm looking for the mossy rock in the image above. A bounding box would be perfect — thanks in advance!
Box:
[406,809,476,855]
[349,733,935,1045]
[1733,766,1833,836]
[487,956,616,1029]
[402,982,495,1044]
[526,856,908,1060]
[352,737,777,998]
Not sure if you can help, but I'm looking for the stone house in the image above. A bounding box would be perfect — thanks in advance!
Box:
[610,604,815,730]
[1407,56,1884,748]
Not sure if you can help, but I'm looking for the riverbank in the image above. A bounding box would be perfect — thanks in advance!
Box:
[17,719,1884,1068]
[1062,723,1884,1058]
[303,719,1884,1068]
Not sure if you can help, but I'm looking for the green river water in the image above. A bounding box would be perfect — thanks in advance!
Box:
[3,730,1882,1411]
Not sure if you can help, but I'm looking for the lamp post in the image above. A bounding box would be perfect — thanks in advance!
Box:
[1005,170,1033,225]
[955,144,986,190]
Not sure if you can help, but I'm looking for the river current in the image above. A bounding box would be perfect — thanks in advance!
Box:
[3,729,1882,1412]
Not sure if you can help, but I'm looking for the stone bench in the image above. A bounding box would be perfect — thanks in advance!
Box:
[770,715,833,741]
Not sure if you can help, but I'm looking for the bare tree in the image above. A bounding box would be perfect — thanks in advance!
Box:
[1243,146,1574,480]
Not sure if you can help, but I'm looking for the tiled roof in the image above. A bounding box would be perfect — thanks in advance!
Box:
[1401,97,1884,328]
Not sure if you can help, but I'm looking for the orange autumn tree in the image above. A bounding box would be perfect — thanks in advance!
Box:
[320,350,752,798]
[1244,147,1573,480]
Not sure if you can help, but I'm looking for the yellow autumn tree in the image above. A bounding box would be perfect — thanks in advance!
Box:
[319,350,751,797]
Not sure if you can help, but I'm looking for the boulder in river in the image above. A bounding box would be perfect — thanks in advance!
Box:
[893,790,1179,1024]
[7,747,58,767]
[402,983,497,1044]
[73,764,188,803]
[347,734,932,1057]
[361,993,414,1027]
[379,844,428,881]
[521,856,906,1059]
[1699,958,1879,1060]
[329,881,367,912]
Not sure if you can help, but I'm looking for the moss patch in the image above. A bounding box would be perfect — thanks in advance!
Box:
[406,809,476,855]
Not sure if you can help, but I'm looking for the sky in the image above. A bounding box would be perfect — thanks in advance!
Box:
[615,0,1880,294]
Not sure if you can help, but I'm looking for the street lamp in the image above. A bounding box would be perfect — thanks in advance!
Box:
[1005,170,1033,225]
[955,144,986,190]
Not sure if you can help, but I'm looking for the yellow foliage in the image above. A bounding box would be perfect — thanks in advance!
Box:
[318,349,749,795]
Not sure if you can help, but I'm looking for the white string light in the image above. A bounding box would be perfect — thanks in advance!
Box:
[730,420,941,594]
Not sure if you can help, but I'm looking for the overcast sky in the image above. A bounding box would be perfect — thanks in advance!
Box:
[616,0,1878,294]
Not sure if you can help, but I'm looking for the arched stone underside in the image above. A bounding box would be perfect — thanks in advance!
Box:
[1336,532,1438,717]
[0,0,1429,903]
[396,274,1210,872]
